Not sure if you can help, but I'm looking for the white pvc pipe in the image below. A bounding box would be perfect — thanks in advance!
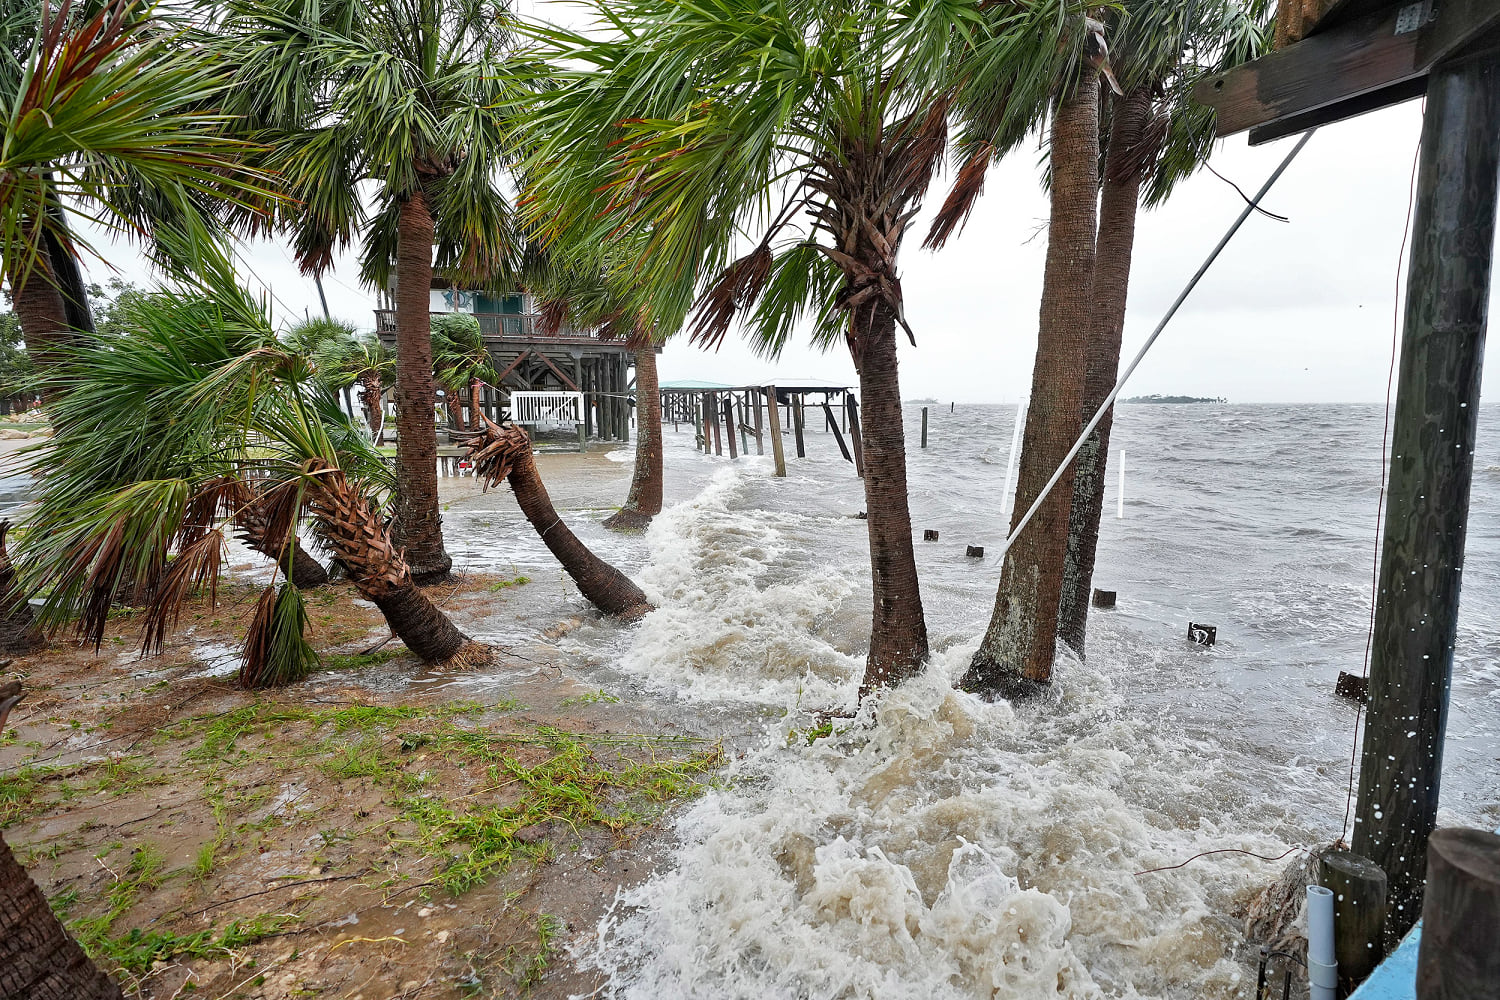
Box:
[1307,884,1337,1000]
[1116,451,1125,519]
[1003,400,1026,515]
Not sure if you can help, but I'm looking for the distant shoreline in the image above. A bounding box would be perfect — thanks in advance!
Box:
[1119,394,1226,404]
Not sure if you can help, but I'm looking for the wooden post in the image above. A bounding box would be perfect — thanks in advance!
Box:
[1319,850,1387,992]
[765,386,786,477]
[791,395,806,458]
[1416,828,1500,1000]
[723,397,738,459]
[846,394,864,479]
[583,361,594,439]
[710,392,723,456]
[822,402,853,463]
[620,355,630,443]
[1353,55,1500,944]
[921,406,928,448]
[700,392,710,451]
[752,391,764,454]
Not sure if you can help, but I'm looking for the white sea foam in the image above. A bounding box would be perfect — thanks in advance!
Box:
[616,466,861,708]
[576,650,1287,999]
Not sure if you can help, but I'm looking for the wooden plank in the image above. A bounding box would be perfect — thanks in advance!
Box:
[846,395,864,479]
[492,350,531,386]
[531,351,580,392]
[1195,0,1500,139]
[723,397,738,459]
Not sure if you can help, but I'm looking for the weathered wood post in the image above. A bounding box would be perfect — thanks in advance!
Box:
[846,394,864,479]
[700,392,711,452]
[921,406,928,448]
[765,386,786,477]
[1319,850,1387,991]
[723,397,739,459]
[822,402,853,463]
[710,391,723,456]
[792,395,806,458]
[752,391,764,454]
[1416,828,1500,999]
[619,355,630,444]
[1353,54,1500,945]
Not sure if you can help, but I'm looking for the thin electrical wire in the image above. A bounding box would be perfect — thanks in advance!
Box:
[1339,104,1425,845]
[997,128,1317,563]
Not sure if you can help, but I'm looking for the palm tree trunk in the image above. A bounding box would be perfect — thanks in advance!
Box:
[0,523,37,652]
[0,833,123,999]
[960,73,1100,699]
[390,187,451,583]
[854,303,929,695]
[463,420,651,618]
[231,482,330,589]
[306,462,468,662]
[360,372,384,440]
[469,377,483,430]
[8,238,72,381]
[1058,87,1150,657]
[603,348,663,531]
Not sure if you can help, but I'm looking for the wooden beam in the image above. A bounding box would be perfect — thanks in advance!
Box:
[1196,0,1500,140]
[492,350,531,386]
[532,352,580,392]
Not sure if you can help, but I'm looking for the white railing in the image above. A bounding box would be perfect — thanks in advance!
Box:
[509,391,583,430]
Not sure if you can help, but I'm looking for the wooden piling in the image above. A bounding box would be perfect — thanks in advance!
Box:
[792,397,806,458]
[752,391,764,454]
[701,392,711,452]
[1353,55,1500,942]
[846,395,864,479]
[709,392,723,456]
[723,397,738,459]
[1319,850,1387,992]
[921,406,929,448]
[765,386,786,477]
[1416,828,1500,1000]
[822,402,853,463]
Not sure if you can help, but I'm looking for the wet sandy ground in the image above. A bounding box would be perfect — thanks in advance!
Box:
[0,447,727,1000]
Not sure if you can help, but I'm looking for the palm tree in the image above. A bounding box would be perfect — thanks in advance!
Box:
[527,250,667,531]
[307,329,395,442]
[430,312,495,431]
[1055,0,1270,656]
[462,417,651,619]
[16,254,472,687]
[1,0,270,377]
[522,0,1074,695]
[954,28,1107,698]
[222,0,530,584]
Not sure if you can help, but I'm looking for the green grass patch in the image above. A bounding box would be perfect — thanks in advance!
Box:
[487,575,532,592]
[95,912,301,975]
[559,689,620,707]
[321,648,403,671]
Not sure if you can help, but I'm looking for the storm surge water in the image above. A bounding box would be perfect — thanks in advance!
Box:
[460,403,1499,997]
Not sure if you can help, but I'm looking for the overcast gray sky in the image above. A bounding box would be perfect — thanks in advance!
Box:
[88,6,1496,405]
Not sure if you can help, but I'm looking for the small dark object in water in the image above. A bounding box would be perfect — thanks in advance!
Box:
[1092,588,1116,608]
[1188,622,1216,646]
[966,545,984,558]
[1335,671,1369,704]
[855,511,868,520]
[923,529,939,541]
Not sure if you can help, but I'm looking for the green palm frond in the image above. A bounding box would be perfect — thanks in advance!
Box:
[1,0,278,287]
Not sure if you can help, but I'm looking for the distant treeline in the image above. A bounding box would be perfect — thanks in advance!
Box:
[1120,394,1226,404]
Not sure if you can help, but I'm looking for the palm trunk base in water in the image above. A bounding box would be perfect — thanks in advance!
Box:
[604,348,663,533]
[371,584,469,662]
[461,419,651,619]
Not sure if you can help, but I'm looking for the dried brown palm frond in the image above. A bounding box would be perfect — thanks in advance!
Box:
[139,529,224,656]
[690,242,774,350]
[924,142,994,250]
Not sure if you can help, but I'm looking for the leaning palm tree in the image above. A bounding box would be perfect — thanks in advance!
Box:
[221,0,531,584]
[526,246,668,531]
[522,0,1076,695]
[1054,0,1270,656]
[1,0,270,376]
[17,253,473,688]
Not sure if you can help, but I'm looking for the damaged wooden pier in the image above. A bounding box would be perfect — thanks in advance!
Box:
[660,380,861,479]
